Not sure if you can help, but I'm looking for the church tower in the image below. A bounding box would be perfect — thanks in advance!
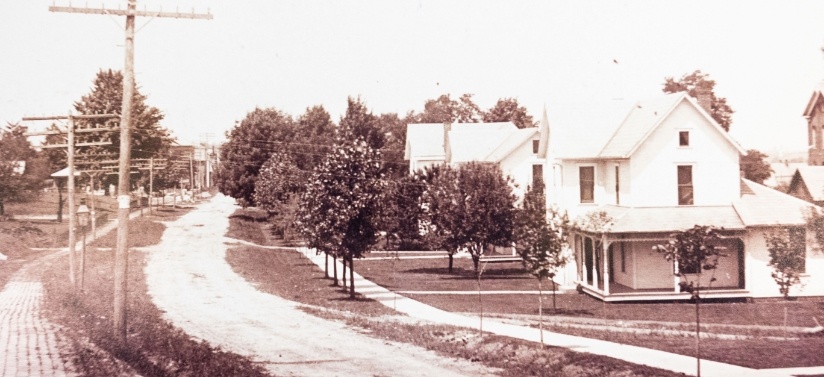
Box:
[804,86,824,166]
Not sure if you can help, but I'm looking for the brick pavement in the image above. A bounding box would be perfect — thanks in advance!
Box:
[0,259,74,377]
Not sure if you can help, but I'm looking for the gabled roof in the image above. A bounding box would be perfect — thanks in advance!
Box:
[789,166,824,202]
[733,179,816,226]
[448,122,521,163]
[596,92,745,159]
[803,84,824,117]
[484,128,539,162]
[404,123,445,160]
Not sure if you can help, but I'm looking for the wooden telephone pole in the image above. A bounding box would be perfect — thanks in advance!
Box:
[23,114,116,286]
[50,0,212,344]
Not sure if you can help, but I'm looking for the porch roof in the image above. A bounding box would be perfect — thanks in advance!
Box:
[733,178,816,226]
[597,205,746,233]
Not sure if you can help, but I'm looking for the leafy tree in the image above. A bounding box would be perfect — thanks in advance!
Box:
[339,97,384,150]
[515,180,570,347]
[383,172,427,250]
[293,105,335,172]
[0,124,40,216]
[375,112,408,179]
[415,94,483,123]
[654,225,727,377]
[253,150,302,241]
[297,107,386,298]
[217,108,295,207]
[426,162,517,272]
[765,227,806,300]
[483,97,535,129]
[740,149,773,184]
[420,164,465,272]
[663,70,734,131]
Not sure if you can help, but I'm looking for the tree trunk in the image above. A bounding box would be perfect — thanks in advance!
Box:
[349,256,355,299]
[539,278,544,348]
[0,200,4,217]
[332,255,338,286]
[448,253,454,273]
[552,279,557,310]
[472,255,479,272]
[324,252,329,278]
[342,255,348,289]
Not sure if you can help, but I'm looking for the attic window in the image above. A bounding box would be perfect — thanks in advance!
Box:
[532,140,540,154]
[679,131,690,147]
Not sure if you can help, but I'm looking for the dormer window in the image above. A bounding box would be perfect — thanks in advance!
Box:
[679,131,690,147]
[532,140,540,154]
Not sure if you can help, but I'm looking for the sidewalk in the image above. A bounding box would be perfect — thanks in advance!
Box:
[0,208,144,377]
[297,247,824,377]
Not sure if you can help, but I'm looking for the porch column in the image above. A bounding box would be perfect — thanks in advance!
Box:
[590,237,599,291]
[602,236,611,295]
[673,259,680,292]
[578,235,588,285]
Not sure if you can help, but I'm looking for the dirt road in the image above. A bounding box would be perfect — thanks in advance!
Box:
[144,194,496,377]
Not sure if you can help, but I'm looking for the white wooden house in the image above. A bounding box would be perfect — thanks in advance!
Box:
[404,93,823,301]
[555,92,823,301]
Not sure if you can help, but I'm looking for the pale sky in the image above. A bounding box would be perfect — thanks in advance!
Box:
[2,0,824,158]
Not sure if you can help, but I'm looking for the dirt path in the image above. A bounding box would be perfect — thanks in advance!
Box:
[144,194,497,377]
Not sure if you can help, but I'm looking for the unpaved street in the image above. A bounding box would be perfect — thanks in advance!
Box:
[144,194,496,377]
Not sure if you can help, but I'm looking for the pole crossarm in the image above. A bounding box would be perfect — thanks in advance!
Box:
[40,141,113,148]
[25,127,118,136]
[22,114,118,121]
[49,5,213,20]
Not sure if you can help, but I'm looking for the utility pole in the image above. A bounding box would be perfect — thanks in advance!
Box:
[50,0,212,344]
[23,114,116,286]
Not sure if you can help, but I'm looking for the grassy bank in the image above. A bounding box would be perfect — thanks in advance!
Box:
[40,207,270,377]
[225,210,687,377]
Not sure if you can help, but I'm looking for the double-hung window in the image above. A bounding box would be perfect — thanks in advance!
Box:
[580,166,594,203]
[677,165,693,205]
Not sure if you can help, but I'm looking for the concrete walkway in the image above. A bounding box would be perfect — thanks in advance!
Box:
[297,248,824,377]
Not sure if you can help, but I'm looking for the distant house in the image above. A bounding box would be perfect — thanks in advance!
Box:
[765,162,805,189]
[554,92,822,301]
[787,166,824,206]
[803,85,824,166]
[404,118,550,198]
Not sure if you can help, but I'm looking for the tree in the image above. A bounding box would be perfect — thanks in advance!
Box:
[420,164,465,272]
[383,172,427,250]
[765,227,806,300]
[216,108,295,207]
[375,112,408,179]
[663,70,734,131]
[740,149,773,184]
[483,97,535,129]
[515,180,570,347]
[415,94,483,123]
[340,97,384,150]
[654,225,727,377]
[293,105,335,172]
[296,105,386,298]
[0,124,39,216]
[425,162,517,272]
[254,150,302,241]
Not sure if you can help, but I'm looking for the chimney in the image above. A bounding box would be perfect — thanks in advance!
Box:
[443,122,452,164]
[694,85,713,114]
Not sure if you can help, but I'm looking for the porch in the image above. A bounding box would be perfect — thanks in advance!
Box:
[572,231,749,302]
[579,282,750,302]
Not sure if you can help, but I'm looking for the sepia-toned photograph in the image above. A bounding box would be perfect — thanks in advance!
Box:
[1,1,823,376]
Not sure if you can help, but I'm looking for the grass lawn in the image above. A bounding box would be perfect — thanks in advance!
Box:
[39,207,269,377]
[358,254,824,369]
[225,212,687,377]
